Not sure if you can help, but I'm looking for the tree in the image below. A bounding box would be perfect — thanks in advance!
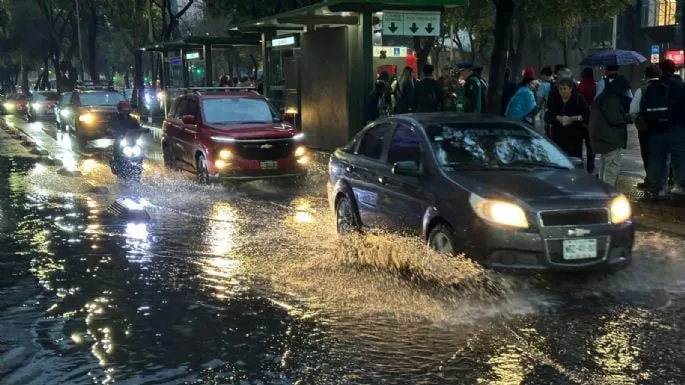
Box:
[487,0,515,115]
[445,0,494,64]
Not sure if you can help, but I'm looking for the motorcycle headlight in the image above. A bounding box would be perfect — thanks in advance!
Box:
[120,139,129,148]
[79,113,95,124]
[32,103,41,110]
[131,145,141,157]
[3,102,14,109]
[469,193,529,229]
[135,137,144,146]
[59,109,70,118]
[610,194,631,224]
[123,146,133,157]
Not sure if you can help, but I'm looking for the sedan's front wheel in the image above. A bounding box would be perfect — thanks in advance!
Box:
[428,223,457,255]
[335,195,359,234]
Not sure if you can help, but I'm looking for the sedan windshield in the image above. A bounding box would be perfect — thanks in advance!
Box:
[425,123,573,169]
[80,92,125,106]
[33,92,59,101]
[202,98,281,125]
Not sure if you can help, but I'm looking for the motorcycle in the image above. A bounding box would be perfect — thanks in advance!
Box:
[109,129,148,183]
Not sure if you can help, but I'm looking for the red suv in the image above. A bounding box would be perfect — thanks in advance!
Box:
[161,89,308,183]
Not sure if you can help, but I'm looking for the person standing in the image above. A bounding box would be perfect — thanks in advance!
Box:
[596,65,633,98]
[414,64,444,113]
[577,67,597,175]
[589,75,632,186]
[546,78,591,163]
[630,64,661,189]
[537,66,554,135]
[462,67,483,113]
[504,77,538,125]
[644,59,685,199]
[395,66,415,113]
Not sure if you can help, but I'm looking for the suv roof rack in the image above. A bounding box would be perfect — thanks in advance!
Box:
[179,87,260,96]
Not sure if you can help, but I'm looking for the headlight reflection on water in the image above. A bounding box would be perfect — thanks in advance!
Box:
[206,203,238,256]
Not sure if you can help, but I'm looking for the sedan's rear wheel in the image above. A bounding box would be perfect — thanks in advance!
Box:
[196,154,210,185]
[336,195,359,234]
[428,223,457,255]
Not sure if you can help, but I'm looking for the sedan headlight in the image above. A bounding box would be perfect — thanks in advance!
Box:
[469,193,529,229]
[79,113,95,124]
[610,194,631,224]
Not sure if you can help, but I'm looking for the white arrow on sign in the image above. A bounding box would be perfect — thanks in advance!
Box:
[382,11,404,35]
[403,11,441,37]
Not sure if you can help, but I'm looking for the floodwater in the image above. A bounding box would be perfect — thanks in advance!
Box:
[1,118,685,385]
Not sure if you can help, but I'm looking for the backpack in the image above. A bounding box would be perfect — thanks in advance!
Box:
[640,80,671,130]
[415,78,440,112]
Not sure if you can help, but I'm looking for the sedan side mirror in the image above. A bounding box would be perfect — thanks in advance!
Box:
[392,161,422,177]
[569,157,585,169]
[181,114,197,125]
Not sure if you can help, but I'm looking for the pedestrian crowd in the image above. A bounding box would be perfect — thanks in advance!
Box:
[366,60,685,201]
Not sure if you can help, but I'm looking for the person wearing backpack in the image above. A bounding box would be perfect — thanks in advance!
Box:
[462,66,482,113]
[589,75,632,186]
[630,64,661,188]
[643,59,685,199]
[414,64,444,113]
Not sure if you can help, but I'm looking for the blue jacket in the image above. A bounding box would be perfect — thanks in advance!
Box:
[505,86,536,121]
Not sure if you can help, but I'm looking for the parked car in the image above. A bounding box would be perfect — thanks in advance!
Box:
[27,90,59,122]
[2,93,29,115]
[327,113,634,272]
[54,91,73,130]
[60,88,127,146]
[161,88,308,183]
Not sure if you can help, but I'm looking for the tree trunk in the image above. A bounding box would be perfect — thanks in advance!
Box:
[87,0,100,84]
[413,36,435,77]
[510,16,526,81]
[560,35,569,67]
[487,0,516,115]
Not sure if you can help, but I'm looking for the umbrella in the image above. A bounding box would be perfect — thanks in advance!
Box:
[580,49,647,66]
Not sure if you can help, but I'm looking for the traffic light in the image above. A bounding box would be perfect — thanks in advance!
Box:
[195,67,204,75]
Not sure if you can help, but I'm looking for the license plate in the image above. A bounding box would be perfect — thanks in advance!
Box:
[562,239,597,260]
[260,161,278,170]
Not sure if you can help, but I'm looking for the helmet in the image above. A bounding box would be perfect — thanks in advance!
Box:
[117,100,133,113]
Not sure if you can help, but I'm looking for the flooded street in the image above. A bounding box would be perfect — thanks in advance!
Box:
[2,117,685,385]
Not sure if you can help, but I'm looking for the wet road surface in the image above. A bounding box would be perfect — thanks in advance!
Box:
[1,116,685,384]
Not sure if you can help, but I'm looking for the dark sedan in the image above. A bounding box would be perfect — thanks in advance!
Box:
[327,113,634,272]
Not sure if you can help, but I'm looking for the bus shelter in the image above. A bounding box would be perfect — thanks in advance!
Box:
[233,0,460,150]
[134,35,261,118]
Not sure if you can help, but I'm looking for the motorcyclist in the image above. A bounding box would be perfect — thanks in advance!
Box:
[112,100,142,160]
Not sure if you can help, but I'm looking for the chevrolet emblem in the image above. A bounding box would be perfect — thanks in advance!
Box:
[567,228,591,236]
[260,143,273,149]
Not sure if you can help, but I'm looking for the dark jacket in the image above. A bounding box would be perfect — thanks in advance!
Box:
[589,75,631,154]
[397,79,415,113]
[659,73,684,128]
[414,77,444,113]
[501,80,518,116]
[113,113,141,139]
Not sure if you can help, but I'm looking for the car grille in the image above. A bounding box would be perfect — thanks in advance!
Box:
[235,140,294,160]
[538,209,609,227]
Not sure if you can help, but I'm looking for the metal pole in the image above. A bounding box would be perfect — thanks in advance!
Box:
[611,15,618,48]
[75,0,85,82]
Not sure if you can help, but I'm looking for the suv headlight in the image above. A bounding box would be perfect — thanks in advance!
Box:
[79,113,95,124]
[469,193,529,229]
[610,194,631,224]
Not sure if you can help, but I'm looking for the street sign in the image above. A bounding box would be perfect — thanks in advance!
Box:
[651,44,660,63]
[382,10,441,37]
[185,52,200,60]
[373,46,408,57]
[382,11,403,35]
[403,11,441,36]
